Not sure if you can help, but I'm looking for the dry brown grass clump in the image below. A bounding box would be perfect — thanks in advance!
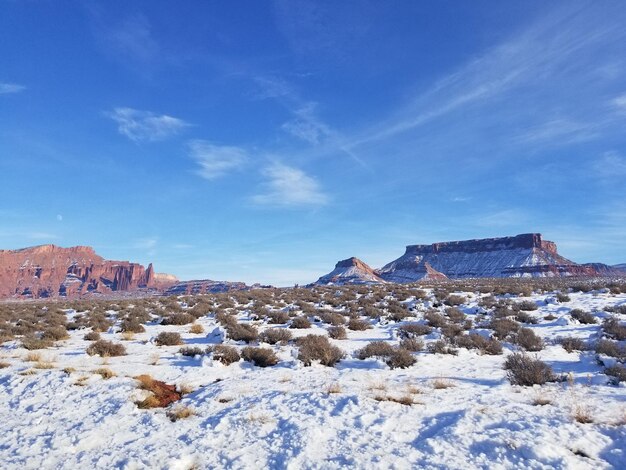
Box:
[328,326,347,340]
[189,323,204,334]
[135,374,182,408]
[297,334,344,367]
[21,336,54,350]
[225,322,259,343]
[86,340,126,357]
[347,318,371,331]
[432,378,455,389]
[93,367,116,379]
[514,328,544,352]
[84,331,101,341]
[155,332,183,346]
[179,346,204,357]
[290,316,312,329]
[398,323,432,338]
[161,313,195,326]
[241,346,279,367]
[373,394,417,406]
[167,405,196,422]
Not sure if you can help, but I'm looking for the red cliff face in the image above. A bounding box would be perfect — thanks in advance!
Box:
[0,244,166,299]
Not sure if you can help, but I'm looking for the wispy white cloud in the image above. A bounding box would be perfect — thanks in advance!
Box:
[133,237,158,256]
[107,107,189,142]
[0,82,25,94]
[281,102,332,144]
[612,93,626,112]
[189,140,248,180]
[252,162,329,207]
[28,232,59,240]
[515,118,600,145]
[593,151,626,179]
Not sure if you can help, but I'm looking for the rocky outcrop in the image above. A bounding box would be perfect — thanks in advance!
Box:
[378,233,621,281]
[164,279,250,296]
[315,257,385,285]
[0,244,171,299]
[613,263,626,273]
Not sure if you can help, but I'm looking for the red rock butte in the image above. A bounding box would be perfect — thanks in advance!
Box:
[0,244,175,299]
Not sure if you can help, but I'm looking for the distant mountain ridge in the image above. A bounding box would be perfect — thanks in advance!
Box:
[315,257,385,285]
[314,233,624,285]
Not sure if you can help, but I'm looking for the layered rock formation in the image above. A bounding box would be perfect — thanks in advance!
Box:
[0,244,174,299]
[315,257,385,285]
[378,233,619,281]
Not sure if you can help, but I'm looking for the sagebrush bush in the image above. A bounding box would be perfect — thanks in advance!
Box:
[356,341,395,360]
[516,300,538,311]
[259,328,292,345]
[328,326,347,340]
[155,332,183,346]
[399,337,424,352]
[290,316,312,329]
[161,313,195,326]
[226,322,259,343]
[84,331,101,341]
[556,292,571,303]
[603,317,626,340]
[120,317,146,333]
[242,346,279,367]
[445,307,465,323]
[514,327,544,351]
[455,333,503,355]
[398,323,432,338]
[515,311,539,325]
[595,339,626,359]
[297,335,344,367]
[570,309,596,325]
[428,340,458,355]
[21,336,54,350]
[490,318,520,340]
[444,294,466,306]
[41,326,69,341]
[559,337,588,353]
[267,310,290,324]
[605,364,626,383]
[504,353,554,386]
[189,323,204,334]
[179,346,204,357]
[318,311,346,326]
[385,348,416,369]
[211,345,240,365]
[86,340,126,357]
[347,318,370,331]
[424,311,447,328]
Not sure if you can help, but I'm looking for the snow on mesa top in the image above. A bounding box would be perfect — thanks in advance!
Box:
[378,233,621,281]
[315,257,385,285]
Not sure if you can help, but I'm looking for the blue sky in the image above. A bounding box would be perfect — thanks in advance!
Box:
[1,1,625,285]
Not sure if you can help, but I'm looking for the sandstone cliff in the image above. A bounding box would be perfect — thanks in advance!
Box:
[0,244,171,299]
[315,257,386,285]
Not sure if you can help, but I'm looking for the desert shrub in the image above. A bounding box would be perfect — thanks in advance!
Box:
[317,311,345,326]
[297,335,344,367]
[595,339,626,359]
[41,326,69,341]
[188,302,212,318]
[161,313,195,326]
[399,337,424,352]
[425,311,447,328]
[267,310,290,324]
[226,322,259,343]
[514,328,544,351]
[445,307,465,323]
[211,345,240,365]
[86,340,126,357]
[84,330,101,341]
[386,301,410,321]
[356,341,395,360]
[444,294,466,306]
[259,328,292,345]
[386,348,416,369]
[556,292,571,303]
[455,333,503,355]
[493,306,517,319]
[504,353,554,386]
[347,318,370,331]
[241,347,279,367]
[515,311,539,325]
[155,332,183,346]
[559,337,588,353]
[290,316,312,329]
[21,336,54,350]
[398,323,432,338]
[570,309,596,325]
[179,346,204,357]
[605,364,626,383]
[189,323,204,334]
[215,311,237,327]
[120,317,146,333]
[516,300,538,311]
[328,326,347,340]
[360,305,383,319]
[603,317,626,340]
[428,340,458,355]
[441,323,463,339]
[490,318,520,340]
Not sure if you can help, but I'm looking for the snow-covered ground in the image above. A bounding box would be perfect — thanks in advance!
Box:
[0,286,625,469]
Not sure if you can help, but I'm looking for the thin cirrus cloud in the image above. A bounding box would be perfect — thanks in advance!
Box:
[189,140,248,180]
[0,82,25,94]
[107,107,189,142]
[252,162,329,207]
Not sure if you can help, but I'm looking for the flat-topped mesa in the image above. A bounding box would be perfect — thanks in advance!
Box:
[0,244,169,299]
[405,233,558,256]
[378,233,598,281]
